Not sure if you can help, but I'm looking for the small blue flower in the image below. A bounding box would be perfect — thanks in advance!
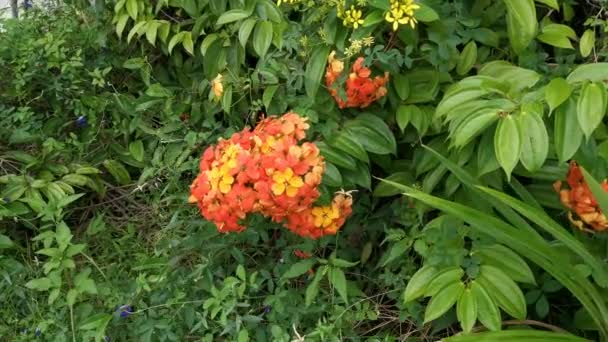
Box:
[75,116,88,129]
[23,0,32,9]
[116,304,134,318]
[35,327,41,337]
[105,336,111,342]
[263,305,271,314]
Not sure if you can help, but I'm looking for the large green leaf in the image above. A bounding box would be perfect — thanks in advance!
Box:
[304,46,330,99]
[424,281,464,323]
[544,77,571,114]
[443,330,590,342]
[567,63,608,83]
[518,107,548,172]
[403,265,439,303]
[476,265,527,319]
[503,0,537,54]
[474,244,536,284]
[554,98,583,162]
[494,115,521,179]
[577,82,607,139]
[456,288,477,333]
[253,21,273,58]
[471,281,501,331]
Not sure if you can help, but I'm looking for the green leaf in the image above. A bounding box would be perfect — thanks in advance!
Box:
[344,114,397,155]
[323,163,342,187]
[168,32,185,54]
[182,32,194,55]
[474,245,536,285]
[146,83,172,98]
[200,34,219,56]
[281,259,317,280]
[425,267,465,297]
[457,288,477,333]
[222,85,233,113]
[329,267,348,303]
[115,14,130,37]
[381,239,411,267]
[535,0,559,9]
[396,105,420,133]
[518,108,548,172]
[238,18,257,48]
[579,166,608,218]
[577,82,607,139]
[451,108,499,149]
[503,0,537,54]
[305,46,330,99]
[237,329,249,342]
[331,258,359,268]
[414,3,439,22]
[494,115,522,179]
[25,277,52,291]
[62,174,90,187]
[554,98,583,162]
[424,281,464,323]
[329,132,369,163]
[580,29,596,58]
[544,77,572,114]
[253,21,273,58]
[471,281,501,331]
[393,74,410,101]
[538,24,577,49]
[443,330,590,342]
[476,265,527,319]
[317,142,357,170]
[127,21,146,44]
[363,9,384,27]
[123,57,145,70]
[145,21,159,46]
[102,160,131,185]
[126,0,137,20]
[373,172,414,197]
[216,9,250,26]
[262,85,278,110]
[477,129,500,176]
[403,265,439,303]
[79,313,112,330]
[457,41,477,76]
[305,265,325,307]
[0,234,15,249]
[567,63,608,83]
[129,140,145,162]
[236,265,246,281]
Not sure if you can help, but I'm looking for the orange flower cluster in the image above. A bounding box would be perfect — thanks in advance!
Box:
[325,51,389,109]
[554,161,608,232]
[189,112,353,239]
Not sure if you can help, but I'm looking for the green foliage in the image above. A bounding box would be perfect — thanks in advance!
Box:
[2,0,608,340]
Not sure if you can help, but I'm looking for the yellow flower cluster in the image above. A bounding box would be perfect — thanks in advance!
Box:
[385,0,419,31]
[343,5,365,29]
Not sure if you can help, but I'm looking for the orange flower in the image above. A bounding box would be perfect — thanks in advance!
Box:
[325,53,389,108]
[554,161,608,232]
[189,112,354,239]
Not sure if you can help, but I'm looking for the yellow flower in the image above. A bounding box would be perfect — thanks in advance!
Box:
[219,173,234,193]
[343,5,364,29]
[385,0,419,31]
[211,74,223,98]
[311,205,340,228]
[271,168,304,197]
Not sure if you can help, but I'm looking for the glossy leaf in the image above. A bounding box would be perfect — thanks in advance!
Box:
[329,132,369,163]
[518,108,549,172]
[403,265,439,303]
[457,41,477,75]
[216,9,250,26]
[253,21,273,58]
[474,244,536,285]
[476,265,527,319]
[443,330,590,342]
[424,281,464,323]
[329,267,348,303]
[577,82,607,139]
[503,0,537,54]
[567,63,608,83]
[471,281,501,331]
[304,46,330,99]
[544,77,571,114]
[425,267,464,297]
[554,98,583,162]
[457,288,477,333]
[238,19,256,48]
[580,29,596,58]
[494,115,521,179]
